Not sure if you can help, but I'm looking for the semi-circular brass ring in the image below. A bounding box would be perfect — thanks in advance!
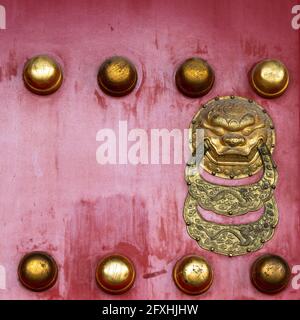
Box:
[183,194,278,257]
[186,143,277,216]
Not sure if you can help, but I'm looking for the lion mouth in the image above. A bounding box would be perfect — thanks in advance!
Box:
[205,139,260,164]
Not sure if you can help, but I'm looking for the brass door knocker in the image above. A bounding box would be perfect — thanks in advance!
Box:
[183,96,278,256]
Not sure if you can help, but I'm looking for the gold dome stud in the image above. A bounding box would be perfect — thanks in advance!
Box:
[173,255,213,295]
[95,254,136,294]
[250,59,289,98]
[97,56,138,97]
[251,254,291,294]
[18,252,58,292]
[175,57,214,98]
[23,55,63,95]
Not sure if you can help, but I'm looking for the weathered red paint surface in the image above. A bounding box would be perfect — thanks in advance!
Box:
[0,0,299,300]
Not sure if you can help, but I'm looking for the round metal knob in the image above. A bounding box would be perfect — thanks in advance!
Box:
[96,254,136,294]
[175,57,214,97]
[173,255,213,295]
[250,59,289,98]
[251,254,291,294]
[23,55,63,95]
[18,252,58,292]
[97,56,138,96]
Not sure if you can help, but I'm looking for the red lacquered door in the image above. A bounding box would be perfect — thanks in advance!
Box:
[0,0,299,300]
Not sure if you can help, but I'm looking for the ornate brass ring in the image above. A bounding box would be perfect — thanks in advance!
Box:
[186,143,277,216]
[184,195,278,257]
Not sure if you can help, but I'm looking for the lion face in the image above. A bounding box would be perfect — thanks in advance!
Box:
[191,96,275,178]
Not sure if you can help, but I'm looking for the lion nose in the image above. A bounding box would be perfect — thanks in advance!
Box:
[222,133,246,147]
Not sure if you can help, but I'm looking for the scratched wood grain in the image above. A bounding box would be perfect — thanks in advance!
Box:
[0,0,299,300]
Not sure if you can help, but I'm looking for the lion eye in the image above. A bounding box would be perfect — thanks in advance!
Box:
[240,114,255,128]
[211,114,227,128]
[242,127,253,136]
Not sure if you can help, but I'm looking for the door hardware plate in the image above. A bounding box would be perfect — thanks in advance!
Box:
[189,96,275,179]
